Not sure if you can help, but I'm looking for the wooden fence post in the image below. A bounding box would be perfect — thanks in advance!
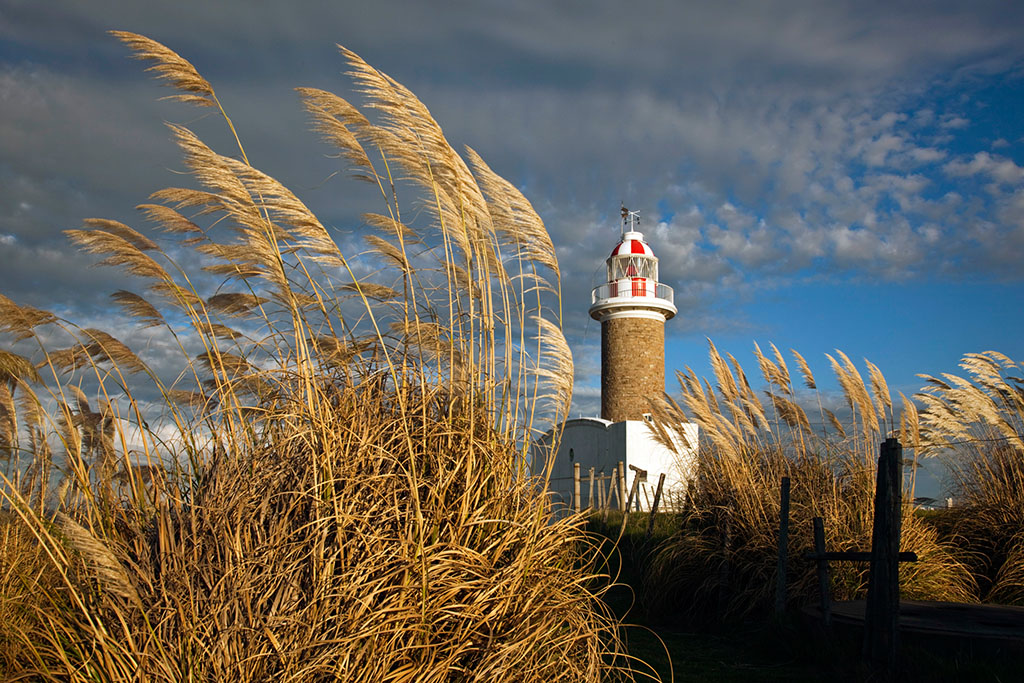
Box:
[775,476,791,617]
[628,464,648,512]
[573,462,581,515]
[620,475,641,533]
[617,461,627,512]
[625,475,640,514]
[608,469,619,509]
[587,467,595,510]
[813,516,832,627]
[864,437,903,672]
[644,473,666,543]
[598,473,606,520]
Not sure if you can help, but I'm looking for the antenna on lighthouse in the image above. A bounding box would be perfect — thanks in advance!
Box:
[620,203,628,237]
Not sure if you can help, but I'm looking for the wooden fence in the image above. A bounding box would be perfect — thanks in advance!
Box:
[776,437,913,677]
[567,461,679,518]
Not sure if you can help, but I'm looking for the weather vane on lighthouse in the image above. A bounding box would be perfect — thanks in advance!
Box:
[620,203,641,236]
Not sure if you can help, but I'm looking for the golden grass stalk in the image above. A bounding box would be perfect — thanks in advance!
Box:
[109,31,215,107]
[865,359,892,426]
[65,226,170,281]
[647,340,974,622]
[791,348,816,390]
[81,329,148,375]
[0,31,639,682]
[0,294,56,341]
[54,513,141,607]
[109,291,165,328]
[917,350,1024,604]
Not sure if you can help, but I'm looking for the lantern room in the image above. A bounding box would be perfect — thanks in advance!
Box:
[608,231,658,281]
[603,231,662,301]
[589,213,676,322]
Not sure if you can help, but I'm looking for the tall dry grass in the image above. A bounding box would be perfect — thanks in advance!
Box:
[645,341,975,623]
[918,351,1024,604]
[0,33,649,681]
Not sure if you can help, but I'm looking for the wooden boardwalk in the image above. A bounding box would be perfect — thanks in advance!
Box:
[813,599,1024,646]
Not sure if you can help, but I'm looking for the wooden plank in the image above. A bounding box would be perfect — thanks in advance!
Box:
[827,599,1024,641]
[805,551,917,563]
[628,463,648,482]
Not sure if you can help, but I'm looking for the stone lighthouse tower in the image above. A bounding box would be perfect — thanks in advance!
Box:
[589,207,677,422]
[531,206,695,514]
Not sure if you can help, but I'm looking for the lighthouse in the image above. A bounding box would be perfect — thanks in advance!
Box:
[532,207,696,514]
[589,207,676,422]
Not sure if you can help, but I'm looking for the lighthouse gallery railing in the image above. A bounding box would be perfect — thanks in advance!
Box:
[591,281,674,305]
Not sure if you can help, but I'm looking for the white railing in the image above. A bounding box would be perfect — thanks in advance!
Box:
[591,281,674,304]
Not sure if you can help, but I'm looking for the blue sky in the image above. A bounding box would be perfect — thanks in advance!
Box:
[2,1,1023,495]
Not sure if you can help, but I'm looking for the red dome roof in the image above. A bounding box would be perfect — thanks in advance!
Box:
[610,231,654,258]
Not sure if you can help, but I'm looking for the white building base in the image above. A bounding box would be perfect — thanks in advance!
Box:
[533,417,697,514]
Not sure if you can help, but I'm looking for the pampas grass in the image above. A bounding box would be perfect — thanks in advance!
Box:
[645,341,975,623]
[0,32,642,682]
[918,351,1024,604]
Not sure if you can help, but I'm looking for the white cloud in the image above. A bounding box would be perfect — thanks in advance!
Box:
[863,133,905,166]
[907,147,946,163]
[943,152,1024,184]
[829,226,877,265]
[3,0,1024,418]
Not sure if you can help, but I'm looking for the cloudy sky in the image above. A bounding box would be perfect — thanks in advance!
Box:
[3,1,1024,477]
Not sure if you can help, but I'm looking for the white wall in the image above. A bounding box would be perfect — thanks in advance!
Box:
[533,417,697,513]
[622,419,697,509]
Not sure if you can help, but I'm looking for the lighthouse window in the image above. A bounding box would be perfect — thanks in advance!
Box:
[569,448,575,462]
[609,256,657,281]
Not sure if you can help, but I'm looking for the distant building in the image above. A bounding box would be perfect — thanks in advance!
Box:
[535,207,697,511]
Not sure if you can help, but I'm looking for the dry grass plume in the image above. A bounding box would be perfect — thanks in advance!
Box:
[0,32,641,682]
